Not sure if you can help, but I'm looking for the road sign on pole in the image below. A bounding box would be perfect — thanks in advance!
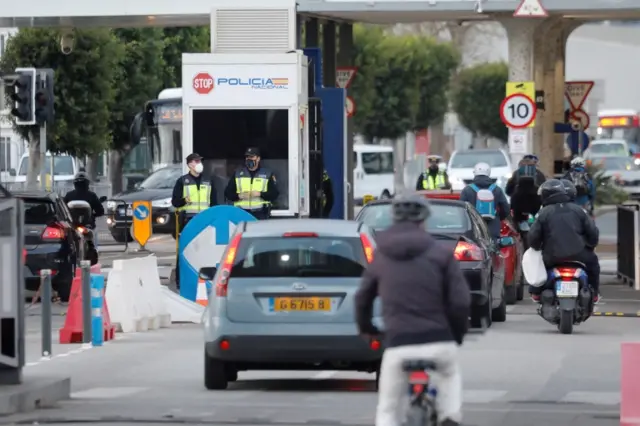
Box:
[193,72,214,95]
[336,67,358,89]
[506,81,536,126]
[570,109,590,130]
[565,81,594,112]
[132,201,152,248]
[513,0,548,17]
[501,94,537,129]
[346,96,356,118]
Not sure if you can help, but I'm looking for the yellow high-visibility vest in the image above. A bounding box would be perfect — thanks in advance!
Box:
[178,181,211,213]
[234,169,272,211]
[422,173,446,190]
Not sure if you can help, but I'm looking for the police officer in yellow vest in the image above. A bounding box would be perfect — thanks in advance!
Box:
[171,153,218,288]
[416,155,451,190]
[224,147,279,220]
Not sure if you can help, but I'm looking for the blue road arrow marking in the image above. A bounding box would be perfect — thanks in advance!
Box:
[134,205,149,220]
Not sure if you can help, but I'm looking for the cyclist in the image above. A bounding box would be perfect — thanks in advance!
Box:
[355,193,470,426]
[563,156,595,216]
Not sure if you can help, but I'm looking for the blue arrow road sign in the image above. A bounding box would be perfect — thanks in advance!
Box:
[178,206,257,301]
[134,205,149,220]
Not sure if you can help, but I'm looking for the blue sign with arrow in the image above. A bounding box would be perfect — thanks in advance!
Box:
[134,205,149,220]
[178,206,257,301]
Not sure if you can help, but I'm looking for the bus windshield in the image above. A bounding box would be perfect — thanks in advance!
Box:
[148,100,182,169]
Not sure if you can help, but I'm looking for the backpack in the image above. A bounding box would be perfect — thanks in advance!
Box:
[470,183,497,220]
[570,169,590,196]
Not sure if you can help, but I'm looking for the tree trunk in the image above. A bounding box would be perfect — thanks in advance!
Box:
[26,136,41,190]
[394,137,407,194]
[85,154,100,181]
[109,150,125,195]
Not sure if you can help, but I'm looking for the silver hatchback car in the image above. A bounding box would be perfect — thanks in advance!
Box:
[201,219,381,390]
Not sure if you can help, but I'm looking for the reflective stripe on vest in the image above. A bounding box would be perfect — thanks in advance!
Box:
[422,173,446,190]
[234,177,270,210]
[179,183,211,213]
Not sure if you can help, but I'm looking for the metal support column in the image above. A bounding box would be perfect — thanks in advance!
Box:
[337,23,355,219]
[305,18,319,48]
[322,22,337,88]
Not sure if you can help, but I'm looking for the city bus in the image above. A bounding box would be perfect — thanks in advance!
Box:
[596,109,640,145]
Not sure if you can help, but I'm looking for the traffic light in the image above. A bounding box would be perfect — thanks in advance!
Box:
[10,67,36,125]
[35,69,55,125]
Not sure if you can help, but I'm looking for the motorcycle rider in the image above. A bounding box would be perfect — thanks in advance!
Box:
[63,171,105,228]
[528,179,601,303]
[460,162,510,240]
[355,193,470,426]
[561,179,578,202]
[505,154,546,226]
[563,156,595,215]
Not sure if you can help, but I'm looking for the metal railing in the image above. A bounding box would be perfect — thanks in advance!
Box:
[616,204,640,290]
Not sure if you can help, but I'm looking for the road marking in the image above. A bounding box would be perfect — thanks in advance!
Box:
[560,391,620,405]
[71,386,148,399]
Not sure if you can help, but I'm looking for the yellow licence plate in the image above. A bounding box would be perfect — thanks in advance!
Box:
[273,297,331,311]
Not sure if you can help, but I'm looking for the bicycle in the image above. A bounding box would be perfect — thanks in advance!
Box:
[402,360,439,426]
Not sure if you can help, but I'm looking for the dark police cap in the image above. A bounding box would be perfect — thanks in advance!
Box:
[186,153,202,163]
[245,147,261,157]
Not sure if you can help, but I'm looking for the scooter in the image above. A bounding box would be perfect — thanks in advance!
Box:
[536,261,593,334]
[67,200,99,265]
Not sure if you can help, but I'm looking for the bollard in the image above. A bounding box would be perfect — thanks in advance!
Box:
[40,269,53,358]
[80,260,92,345]
[90,275,104,347]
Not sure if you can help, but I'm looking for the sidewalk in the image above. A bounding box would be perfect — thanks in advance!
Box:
[596,276,640,317]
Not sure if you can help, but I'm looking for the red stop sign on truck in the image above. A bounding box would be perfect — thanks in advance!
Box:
[193,73,214,94]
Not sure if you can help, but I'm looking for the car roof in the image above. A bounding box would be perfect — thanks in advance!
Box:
[591,139,627,145]
[12,190,57,199]
[360,198,468,208]
[242,219,363,238]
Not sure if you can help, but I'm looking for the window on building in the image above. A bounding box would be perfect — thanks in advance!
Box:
[0,137,11,172]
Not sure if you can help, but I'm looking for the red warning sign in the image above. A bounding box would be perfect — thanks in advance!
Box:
[193,73,214,94]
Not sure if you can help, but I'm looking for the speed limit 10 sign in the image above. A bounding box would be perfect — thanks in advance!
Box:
[500,93,537,129]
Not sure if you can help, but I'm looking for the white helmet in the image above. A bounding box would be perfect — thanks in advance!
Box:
[438,162,447,172]
[473,162,491,177]
[571,156,585,167]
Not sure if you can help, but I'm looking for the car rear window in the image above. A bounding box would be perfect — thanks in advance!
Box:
[23,199,57,225]
[358,203,470,232]
[231,237,366,278]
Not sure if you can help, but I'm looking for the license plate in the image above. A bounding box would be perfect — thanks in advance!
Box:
[556,281,579,297]
[126,208,133,216]
[273,297,331,311]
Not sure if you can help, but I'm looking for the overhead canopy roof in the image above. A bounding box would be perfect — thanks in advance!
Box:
[1,0,640,27]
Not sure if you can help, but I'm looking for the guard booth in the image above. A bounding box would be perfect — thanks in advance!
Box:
[0,185,25,385]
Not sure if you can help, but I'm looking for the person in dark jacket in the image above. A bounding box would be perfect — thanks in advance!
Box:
[459,162,510,240]
[224,147,279,220]
[63,171,105,228]
[321,169,334,217]
[355,193,470,426]
[505,154,546,224]
[528,179,601,302]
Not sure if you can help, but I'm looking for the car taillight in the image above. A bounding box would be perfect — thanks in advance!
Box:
[283,232,318,237]
[360,233,374,263]
[454,241,483,261]
[408,371,430,384]
[555,267,577,280]
[23,248,27,264]
[42,225,64,240]
[215,233,241,297]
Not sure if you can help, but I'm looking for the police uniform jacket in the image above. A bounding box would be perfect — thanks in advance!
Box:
[224,166,279,211]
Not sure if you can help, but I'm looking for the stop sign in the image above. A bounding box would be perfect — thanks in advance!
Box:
[193,73,214,94]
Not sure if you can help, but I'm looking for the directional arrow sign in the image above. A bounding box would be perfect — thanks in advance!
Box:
[132,201,152,247]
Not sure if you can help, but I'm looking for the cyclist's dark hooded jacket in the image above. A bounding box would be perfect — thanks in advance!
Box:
[355,221,471,347]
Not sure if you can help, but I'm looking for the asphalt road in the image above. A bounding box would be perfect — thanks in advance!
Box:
[10,276,638,426]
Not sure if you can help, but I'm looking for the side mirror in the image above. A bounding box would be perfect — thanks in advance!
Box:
[498,236,515,248]
[99,196,107,203]
[8,168,16,177]
[199,266,217,281]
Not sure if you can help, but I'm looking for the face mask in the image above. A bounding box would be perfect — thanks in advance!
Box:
[246,159,256,169]
[192,163,204,174]
[429,164,438,172]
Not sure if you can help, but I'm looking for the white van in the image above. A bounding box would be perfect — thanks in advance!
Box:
[353,144,395,201]
[11,152,79,183]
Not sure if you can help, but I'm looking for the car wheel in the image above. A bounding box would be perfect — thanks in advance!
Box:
[470,292,492,329]
[110,229,133,244]
[204,349,228,390]
[225,369,238,382]
[505,284,517,305]
[492,287,508,323]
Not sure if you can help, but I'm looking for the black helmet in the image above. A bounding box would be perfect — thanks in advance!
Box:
[560,179,577,201]
[73,171,89,184]
[538,179,566,205]
[391,192,431,223]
